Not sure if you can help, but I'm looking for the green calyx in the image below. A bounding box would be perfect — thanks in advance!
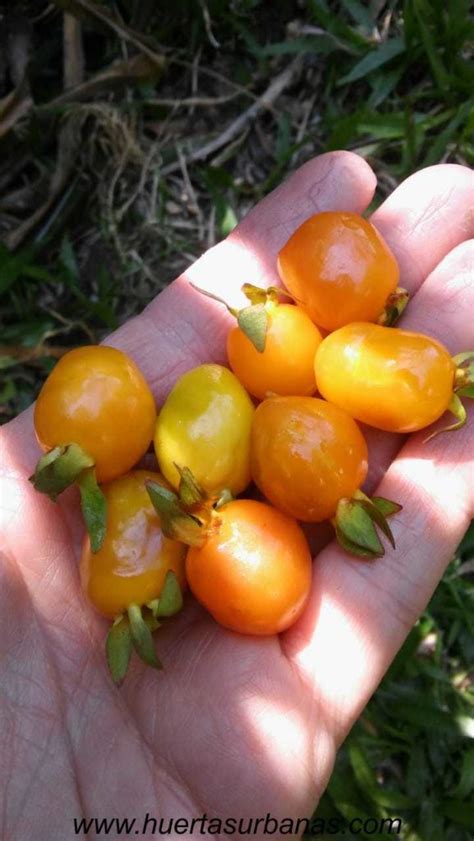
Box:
[146,465,233,546]
[334,490,402,560]
[146,480,205,546]
[106,571,184,685]
[424,352,474,443]
[189,281,295,353]
[377,287,410,327]
[175,464,205,507]
[453,351,474,399]
[29,443,107,552]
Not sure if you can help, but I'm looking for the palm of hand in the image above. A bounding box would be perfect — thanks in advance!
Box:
[1,153,473,839]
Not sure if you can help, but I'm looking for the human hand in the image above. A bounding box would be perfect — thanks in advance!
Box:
[1,152,472,840]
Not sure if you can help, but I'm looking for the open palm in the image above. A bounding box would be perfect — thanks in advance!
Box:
[1,152,473,840]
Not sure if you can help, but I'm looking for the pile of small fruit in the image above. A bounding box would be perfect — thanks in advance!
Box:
[30,211,474,683]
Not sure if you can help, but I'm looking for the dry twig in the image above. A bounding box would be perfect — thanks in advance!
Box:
[63,12,84,89]
[161,55,304,175]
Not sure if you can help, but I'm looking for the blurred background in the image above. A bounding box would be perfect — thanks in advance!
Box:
[0,1,473,838]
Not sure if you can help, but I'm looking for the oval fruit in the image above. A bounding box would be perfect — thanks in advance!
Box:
[227,303,322,400]
[155,364,254,496]
[186,499,312,635]
[250,396,368,522]
[34,345,156,483]
[314,323,456,433]
[80,470,186,619]
[277,211,399,331]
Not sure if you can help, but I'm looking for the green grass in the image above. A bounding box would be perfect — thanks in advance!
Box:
[1,0,472,421]
[1,2,473,837]
[308,524,474,840]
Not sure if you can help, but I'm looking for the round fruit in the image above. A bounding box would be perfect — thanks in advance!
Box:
[80,470,186,619]
[250,396,368,522]
[315,323,457,433]
[186,499,312,635]
[34,345,156,483]
[227,303,322,400]
[155,364,254,496]
[277,211,400,331]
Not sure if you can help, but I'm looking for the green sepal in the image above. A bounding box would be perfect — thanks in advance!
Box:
[127,603,162,670]
[189,281,293,353]
[241,283,296,305]
[371,497,403,518]
[77,467,107,553]
[148,571,183,618]
[175,464,205,507]
[453,351,474,368]
[146,480,204,546]
[424,392,467,443]
[241,283,269,305]
[106,616,133,685]
[29,443,94,500]
[377,287,410,327]
[353,490,397,549]
[334,524,382,559]
[453,352,474,395]
[335,498,385,559]
[237,304,268,352]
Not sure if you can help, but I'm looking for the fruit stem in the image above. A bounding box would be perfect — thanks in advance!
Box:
[188,283,239,318]
[424,393,467,443]
[189,281,298,353]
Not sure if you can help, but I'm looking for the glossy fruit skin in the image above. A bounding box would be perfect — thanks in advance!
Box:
[80,471,186,619]
[227,303,322,400]
[315,323,456,433]
[34,345,156,483]
[155,364,254,496]
[277,211,399,331]
[186,499,312,635]
[251,397,368,522]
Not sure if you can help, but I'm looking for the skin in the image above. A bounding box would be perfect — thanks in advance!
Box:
[227,303,322,400]
[154,363,254,496]
[251,397,368,522]
[315,322,456,433]
[0,154,473,840]
[34,345,156,483]
[80,471,186,619]
[277,210,399,331]
[186,500,312,635]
